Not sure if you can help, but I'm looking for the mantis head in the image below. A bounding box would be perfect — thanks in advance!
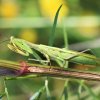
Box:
[8,36,33,56]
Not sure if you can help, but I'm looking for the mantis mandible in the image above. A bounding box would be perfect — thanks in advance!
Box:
[8,36,100,67]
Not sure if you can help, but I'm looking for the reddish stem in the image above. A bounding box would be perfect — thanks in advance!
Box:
[18,61,29,75]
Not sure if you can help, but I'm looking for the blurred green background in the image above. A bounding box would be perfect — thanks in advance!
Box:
[0,0,100,100]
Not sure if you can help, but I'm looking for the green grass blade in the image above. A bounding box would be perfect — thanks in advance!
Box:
[45,79,51,100]
[78,80,84,94]
[48,4,62,46]
[84,84,99,100]
[77,80,84,100]
[63,23,69,68]
[30,86,45,100]
[60,80,68,100]
[63,24,69,49]
[76,80,99,100]
[4,80,10,100]
[61,18,69,100]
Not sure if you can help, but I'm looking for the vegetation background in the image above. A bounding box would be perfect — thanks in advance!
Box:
[0,0,100,100]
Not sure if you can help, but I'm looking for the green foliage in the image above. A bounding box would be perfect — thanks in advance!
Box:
[0,3,100,100]
[48,4,62,46]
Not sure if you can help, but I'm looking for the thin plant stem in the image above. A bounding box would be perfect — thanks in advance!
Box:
[0,59,100,81]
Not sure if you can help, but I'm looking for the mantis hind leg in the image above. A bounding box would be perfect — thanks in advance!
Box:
[63,49,91,68]
[64,49,90,61]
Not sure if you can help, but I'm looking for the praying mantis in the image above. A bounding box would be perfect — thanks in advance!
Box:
[8,36,100,68]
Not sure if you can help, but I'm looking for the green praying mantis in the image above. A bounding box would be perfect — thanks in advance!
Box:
[8,36,100,68]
